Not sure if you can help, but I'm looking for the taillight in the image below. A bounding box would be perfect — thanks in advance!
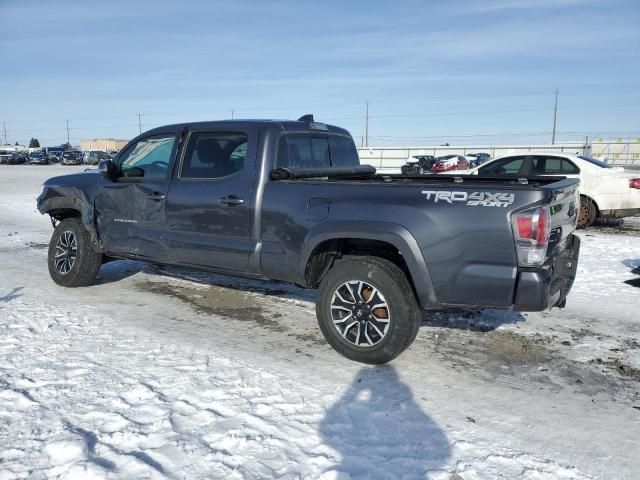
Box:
[511,206,550,266]
[630,178,640,189]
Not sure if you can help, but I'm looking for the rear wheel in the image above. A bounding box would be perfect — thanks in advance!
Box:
[47,218,102,287]
[316,256,421,364]
[578,196,597,229]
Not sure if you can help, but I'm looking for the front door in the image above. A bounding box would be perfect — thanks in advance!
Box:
[165,127,257,272]
[95,129,181,260]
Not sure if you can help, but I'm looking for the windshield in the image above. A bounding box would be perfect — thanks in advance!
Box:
[577,155,612,169]
[31,151,44,157]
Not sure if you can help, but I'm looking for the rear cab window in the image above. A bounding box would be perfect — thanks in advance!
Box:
[277,133,359,169]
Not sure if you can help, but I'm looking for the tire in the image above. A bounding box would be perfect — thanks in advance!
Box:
[316,256,421,364]
[577,196,597,229]
[47,218,102,287]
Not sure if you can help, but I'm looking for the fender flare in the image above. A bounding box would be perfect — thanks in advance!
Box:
[38,195,83,215]
[38,194,99,247]
[299,220,439,309]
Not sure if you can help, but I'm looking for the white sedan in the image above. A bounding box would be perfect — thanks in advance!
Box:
[458,152,640,228]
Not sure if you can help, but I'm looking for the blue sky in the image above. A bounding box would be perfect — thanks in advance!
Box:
[1,0,638,146]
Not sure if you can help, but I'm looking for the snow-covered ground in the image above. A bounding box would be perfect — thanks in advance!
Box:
[0,164,638,480]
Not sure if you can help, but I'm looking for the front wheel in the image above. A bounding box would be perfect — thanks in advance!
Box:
[316,256,421,364]
[47,218,103,287]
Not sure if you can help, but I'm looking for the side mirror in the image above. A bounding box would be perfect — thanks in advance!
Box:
[98,159,117,180]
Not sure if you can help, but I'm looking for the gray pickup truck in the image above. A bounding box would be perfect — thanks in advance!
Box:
[37,116,581,364]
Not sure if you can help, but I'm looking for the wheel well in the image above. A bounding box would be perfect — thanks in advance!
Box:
[48,208,81,222]
[580,194,600,215]
[304,238,415,290]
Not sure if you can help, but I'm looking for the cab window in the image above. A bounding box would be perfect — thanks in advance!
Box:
[277,135,330,169]
[276,133,359,169]
[181,132,247,179]
[329,135,359,167]
[119,134,176,178]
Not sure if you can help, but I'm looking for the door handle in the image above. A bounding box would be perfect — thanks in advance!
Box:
[219,195,245,206]
[147,192,166,201]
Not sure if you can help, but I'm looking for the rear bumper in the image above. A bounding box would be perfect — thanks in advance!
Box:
[513,234,581,311]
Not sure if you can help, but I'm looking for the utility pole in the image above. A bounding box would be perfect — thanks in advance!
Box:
[584,135,589,156]
[138,113,142,135]
[551,89,558,145]
[364,101,369,148]
[66,119,70,146]
[231,109,234,119]
[2,122,6,145]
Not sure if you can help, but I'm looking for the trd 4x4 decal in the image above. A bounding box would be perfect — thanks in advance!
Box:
[421,190,515,208]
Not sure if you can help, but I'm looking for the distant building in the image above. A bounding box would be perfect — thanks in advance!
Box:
[80,138,128,152]
[0,144,27,152]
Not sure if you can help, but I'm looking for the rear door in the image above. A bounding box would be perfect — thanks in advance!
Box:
[95,128,181,260]
[165,126,258,272]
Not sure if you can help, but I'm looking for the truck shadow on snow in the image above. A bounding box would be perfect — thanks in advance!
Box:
[96,259,316,300]
[320,366,450,479]
[422,308,525,332]
[0,286,23,303]
[622,258,640,288]
[94,259,148,285]
[96,259,524,332]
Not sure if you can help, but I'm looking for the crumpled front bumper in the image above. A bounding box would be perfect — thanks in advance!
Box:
[513,234,581,312]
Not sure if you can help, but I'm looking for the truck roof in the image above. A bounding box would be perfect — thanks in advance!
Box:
[144,119,352,137]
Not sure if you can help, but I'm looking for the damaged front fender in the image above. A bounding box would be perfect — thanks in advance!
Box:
[36,172,102,248]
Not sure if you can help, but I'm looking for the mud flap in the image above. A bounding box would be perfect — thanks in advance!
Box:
[552,234,580,308]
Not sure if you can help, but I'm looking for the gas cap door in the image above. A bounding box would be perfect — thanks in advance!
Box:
[306,197,331,221]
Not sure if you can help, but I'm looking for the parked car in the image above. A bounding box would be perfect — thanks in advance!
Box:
[13,151,28,164]
[29,150,49,165]
[36,116,580,364]
[45,149,64,163]
[466,152,491,167]
[61,150,84,165]
[0,150,19,164]
[401,155,436,175]
[461,152,640,228]
[84,150,110,165]
[431,154,470,173]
